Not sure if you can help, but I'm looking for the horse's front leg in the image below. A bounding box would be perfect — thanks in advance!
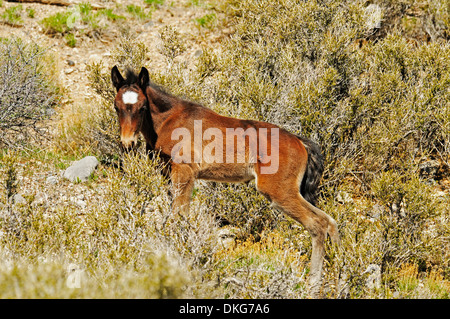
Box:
[170,163,196,217]
[146,142,154,160]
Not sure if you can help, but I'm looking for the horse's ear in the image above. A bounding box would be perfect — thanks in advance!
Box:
[139,67,149,89]
[111,66,124,91]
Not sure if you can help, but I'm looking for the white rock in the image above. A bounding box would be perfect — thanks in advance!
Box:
[364,264,381,290]
[13,194,27,205]
[46,176,58,185]
[76,200,87,209]
[336,191,353,204]
[63,156,99,183]
[217,227,238,249]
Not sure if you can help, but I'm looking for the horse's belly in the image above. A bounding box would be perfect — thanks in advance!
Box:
[197,163,255,183]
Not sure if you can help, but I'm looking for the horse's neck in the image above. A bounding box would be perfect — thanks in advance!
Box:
[145,85,176,133]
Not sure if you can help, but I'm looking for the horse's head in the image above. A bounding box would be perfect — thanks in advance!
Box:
[111,66,149,150]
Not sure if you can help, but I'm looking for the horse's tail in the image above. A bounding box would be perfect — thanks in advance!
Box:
[297,136,324,206]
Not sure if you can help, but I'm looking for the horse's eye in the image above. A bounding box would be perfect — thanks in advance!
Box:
[139,107,146,113]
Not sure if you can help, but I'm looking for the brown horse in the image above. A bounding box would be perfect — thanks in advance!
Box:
[111,66,340,297]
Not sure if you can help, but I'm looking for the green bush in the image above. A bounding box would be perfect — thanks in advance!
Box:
[0,5,23,26]
[40,3,127,47]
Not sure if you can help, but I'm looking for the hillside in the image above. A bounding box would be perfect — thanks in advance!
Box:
[0,0,449,299]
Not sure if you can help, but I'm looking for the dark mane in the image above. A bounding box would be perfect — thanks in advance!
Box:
[124,68,206,110]
[148,82,173,98]
[123,68,139,86]
[124,68,171,96]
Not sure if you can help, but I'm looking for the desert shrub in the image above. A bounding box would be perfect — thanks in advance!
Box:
[0,151,192,298]
[195,0,450,191]
[371,172,446,270]
[209,229,310,298]
[0,250,189,298]
[159,25,187,62]
[348,35,450,173]
[367,0,450,41]
[0,38,60,148]
[195,182,281,242]
[322,171,449,298]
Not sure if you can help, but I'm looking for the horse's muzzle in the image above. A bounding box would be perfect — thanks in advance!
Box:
[120,136,138,151]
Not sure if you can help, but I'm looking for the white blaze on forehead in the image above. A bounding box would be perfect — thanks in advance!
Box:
[122,91,139,104]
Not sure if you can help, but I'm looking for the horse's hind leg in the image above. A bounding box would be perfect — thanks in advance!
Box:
[256,177,332,297]
[279,194,328,297]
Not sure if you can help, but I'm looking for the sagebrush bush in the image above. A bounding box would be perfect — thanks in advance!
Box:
[0,38,60,148]
[201,1,449,191]
[322,171,448,298]
[0,150,192,298]
[0,4,24,26]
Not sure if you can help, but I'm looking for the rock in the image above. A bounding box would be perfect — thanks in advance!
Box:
[70,195,87,209]
[66,59,75,66]
[194,49,203,58]
[66,263,84,289]
[433,190,447,199]
[64,68,75,74]
[76,200,87,209]
[336,191,353,204]
[46,176,58,185]
[369,204,384,221]
[63,156,99,183]
[144,21,154,29]
[34,192,47,206]
[88,53,102,65]
[364,264,381,290]
[217,227,238,249]
[419,160,440,179]
[13,194,26,205]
